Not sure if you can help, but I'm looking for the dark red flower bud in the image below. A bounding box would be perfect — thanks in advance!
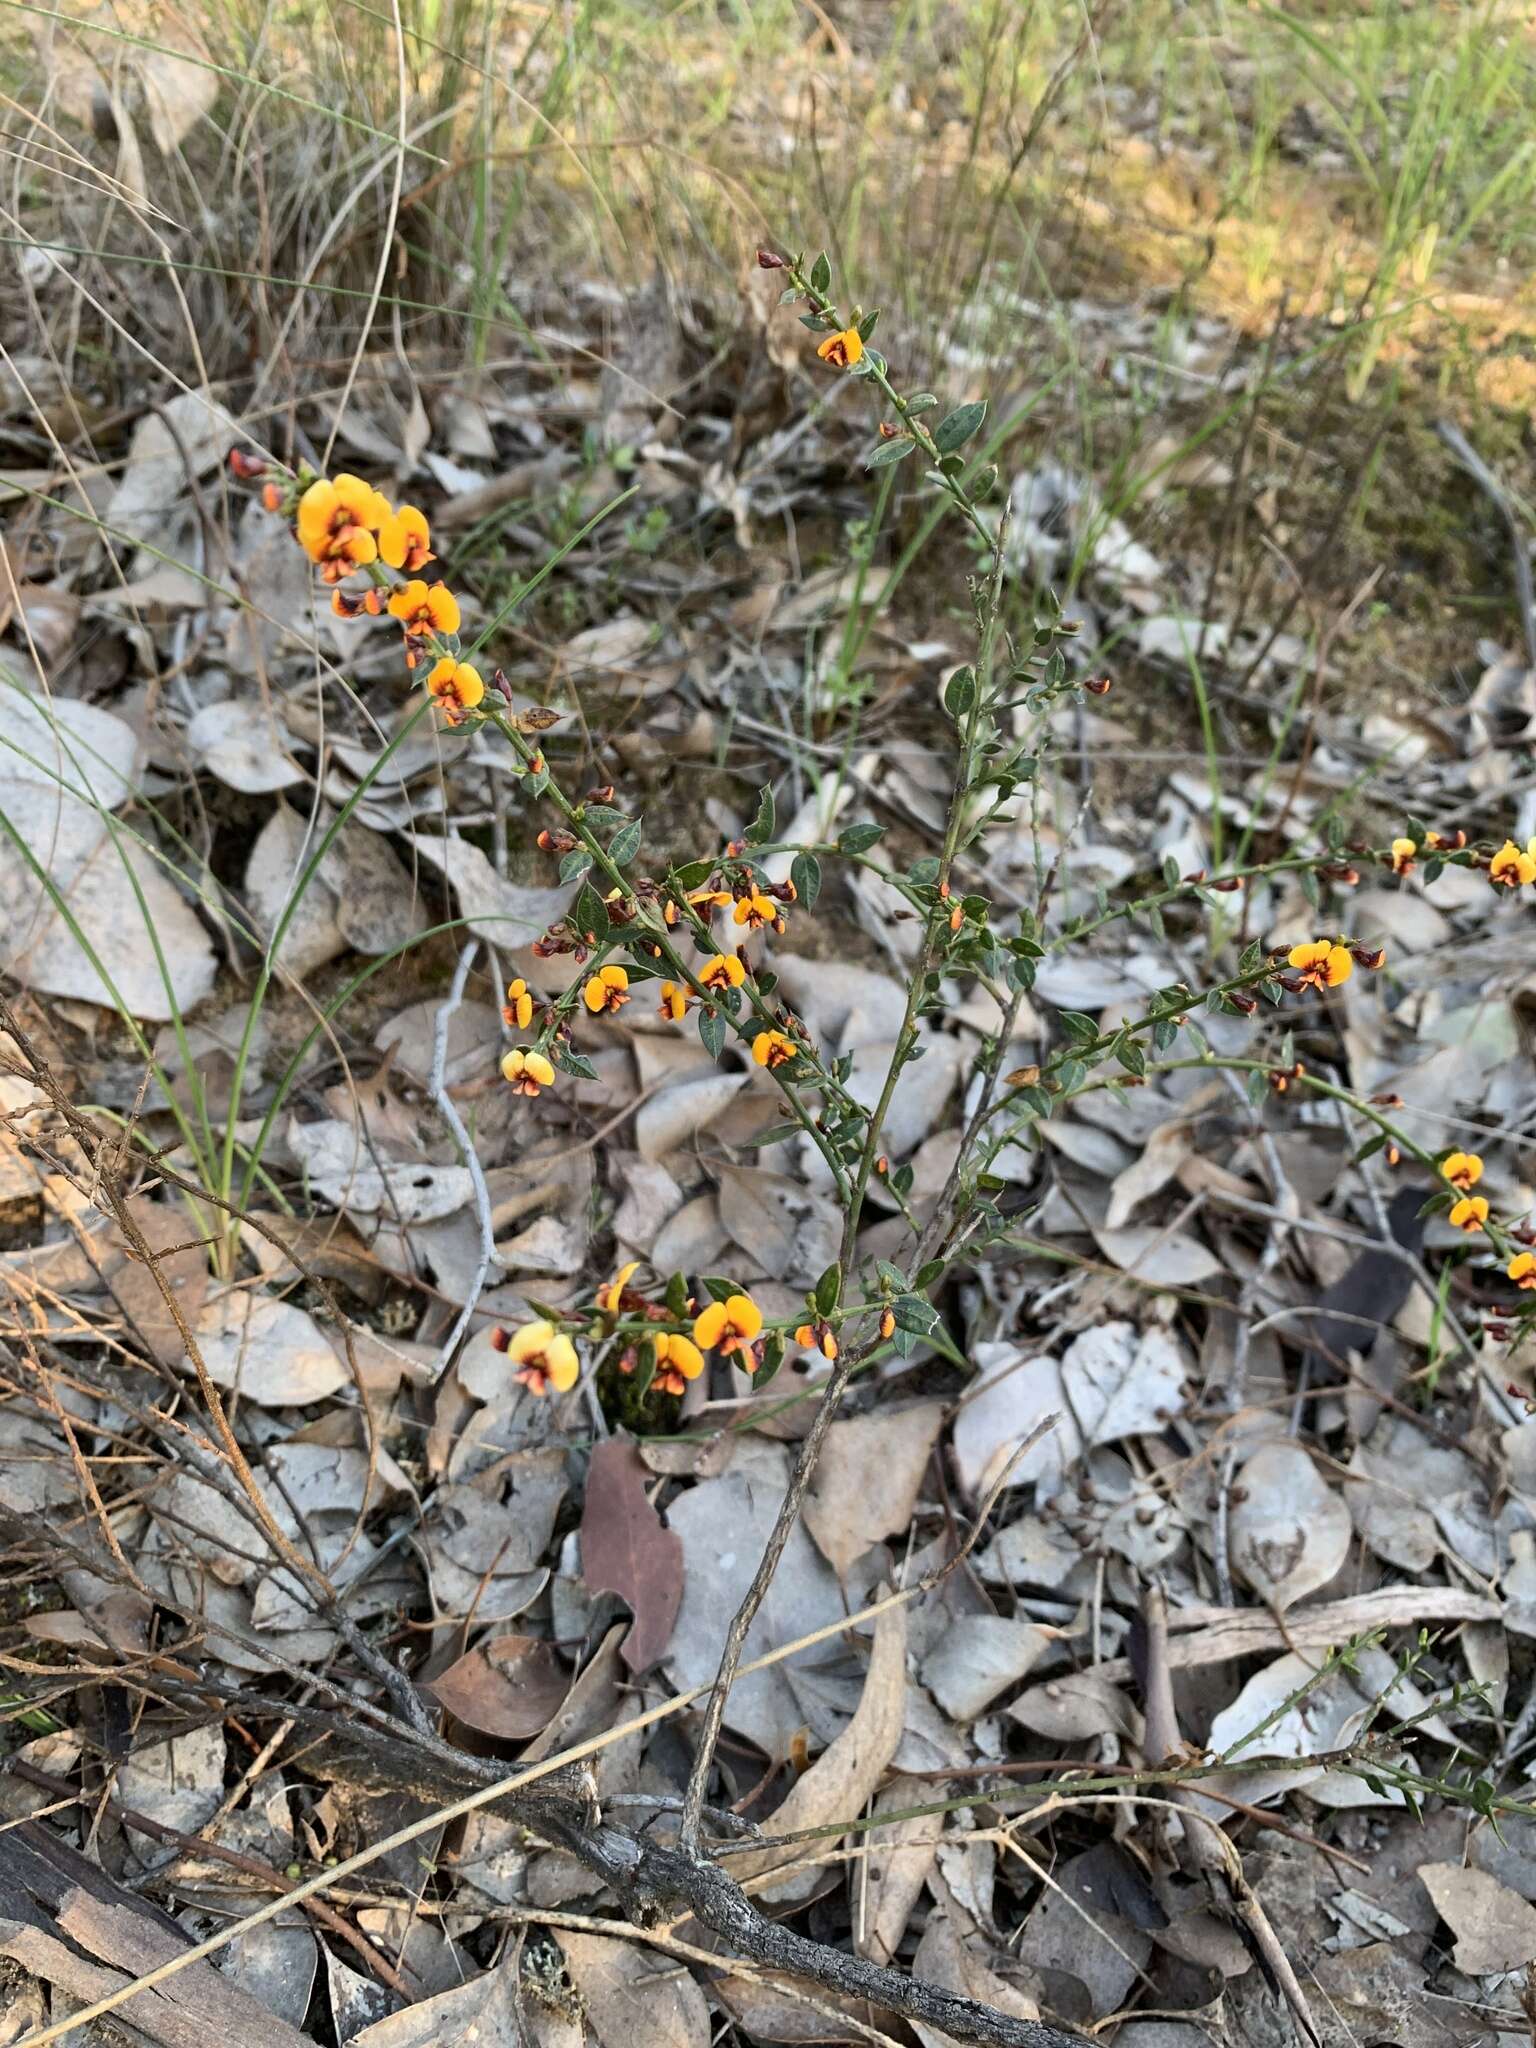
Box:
[1083,674,1113,696]
[756,248,788,269]
[228,447,268,479]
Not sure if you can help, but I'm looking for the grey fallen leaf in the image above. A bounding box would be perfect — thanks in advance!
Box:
[1104,1117,1198,1229]
[770,954,909,1047]
[1345,1450,1439,1573]
[1010,1671,1141,1745]
[728,1600,907,1904]
[0,755,216,1020]
[192,1290,351,1405]
[1228,1441,1350,1612]
[950,1344,1080,1499]
[0,684,141,806]
[287,1115,475,1223]
[1196,1650,1390,1819]
[802,1402,946,1580]
[245,803,424,975]
[858,1774,943,1966]
[1039,1119,1135,1178]
[1060,1321,1188,1446]
[1416,1863,1536,1975]
[715,1162,842,1292]
[556,1929,710,2048]
[651,1189,727,1271]
[665,1449,848,1761]
[414,833,573,947]
[911,1905,1043,2048]
[116,1721,226,1863]
[186,699,307,792]
[636,1071,748,1161]
[558,614,655,676]
[1092,1222,1222,1285]
[1014,1842,1156,2018]
[107,389,239,543]
[922,1615,1050,1720]
[217,1920,317,2030]
[351,1964,524,2048]
[325,1946,394,2046]
[843,1030,965,1158]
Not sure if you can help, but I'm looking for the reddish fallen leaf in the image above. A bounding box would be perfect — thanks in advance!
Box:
[579,1436,683,1671]
[424,1634,569,1738]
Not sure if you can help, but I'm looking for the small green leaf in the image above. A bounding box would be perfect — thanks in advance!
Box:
[932,400,987,454]
[699,1007,726,1060]
[1059,1011,1099,1047]
[745,784,776,847]
[814,1262,842,1316]
[905,393,939,414]
[665,1271,690,1317]
[673,857,713,889]
[744,1121,802,1149]
[838,822,885,855]
[559,849,593,883]
[555,1046,599,1081]
[608,818,643,867]
[856,307,881,341]
[865,436,916,469]
[1162,854,1180,888]
[1246,1068,1269,1108]
[809,250,831,294]
[701,1275,739,1304]
[970,464,998,497]
[943,666,977,718]
[791,851,821,910]
[754,1330,785,1389]
[1116,1039,1146,1078]
[574,881,609,941]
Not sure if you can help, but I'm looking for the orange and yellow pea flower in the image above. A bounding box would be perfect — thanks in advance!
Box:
[583,965,630,1015]
[378,504,432,573]
[1389,838,1416,875]
[1287,940,1353,991]
[693,1292,763,1360]
[816,328,864,369]
[699,953,747,993]
[752,1029,797,1069]
[1449,1195,1489,1233]
[1509,1252,1536,1290]
[389,578,461,641]
[1490,839,1536,889]
[296,473,390,579]
[426,658,483,720]
[596,1260,640,1315]
[733,891,779,931]
[794,1321,838,1361]
[505,1320,579,1396]
[1443,1151,1483,1192]
[652,1331,705,1397]
[658,981,690,1021]
[504,978,534,1030]
[501,1046,555,1096]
